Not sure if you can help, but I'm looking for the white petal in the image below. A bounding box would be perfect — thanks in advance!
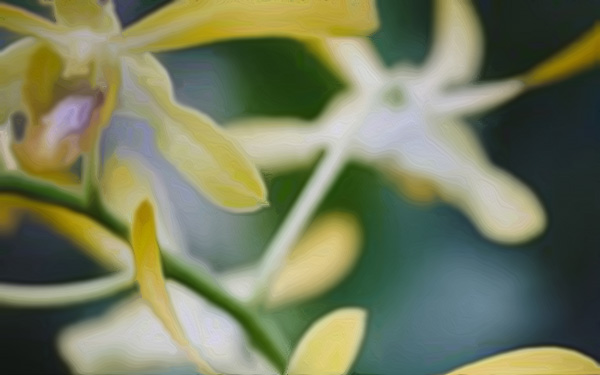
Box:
[58,281,276,375]
[226,117,328,172]
[319,37,387,89]
[435,80,525,117]
[422,0,483,88]
[385,118,546,244]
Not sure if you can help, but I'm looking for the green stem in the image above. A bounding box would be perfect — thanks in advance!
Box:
[0,173,287,373]
[162,252,287,373]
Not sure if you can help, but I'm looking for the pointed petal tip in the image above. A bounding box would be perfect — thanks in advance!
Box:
[287,306,368,375]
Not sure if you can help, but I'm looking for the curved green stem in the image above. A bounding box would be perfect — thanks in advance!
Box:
[0,173,287,373]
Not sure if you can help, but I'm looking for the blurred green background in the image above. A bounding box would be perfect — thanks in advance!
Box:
[0,1,599,374]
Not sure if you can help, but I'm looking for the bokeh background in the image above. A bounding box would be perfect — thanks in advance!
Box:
[0,0,599,374]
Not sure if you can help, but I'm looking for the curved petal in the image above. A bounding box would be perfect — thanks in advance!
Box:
[523,24,600,87]
[12,44,79,178]
[0,3,64,38]
[131,201,216,375]
[266,211,362,309]
[0,194,132,270]
[422,0,483,88]
[59,281,276,375]
[122,0,379,53]
[0,193,135,307]
[445,347,600,375]
[227,117,327,172]
[385,119,546,244]
[287,308,367,375]
[120,53,267,212]
[0,37,39,125]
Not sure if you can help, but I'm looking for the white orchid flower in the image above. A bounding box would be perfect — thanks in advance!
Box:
[230,0,596,248]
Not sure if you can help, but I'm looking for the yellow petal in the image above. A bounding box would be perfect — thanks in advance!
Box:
[266,212,362,309]
[12,44,74,177]
[0,3,64,38]
[523,24,600,87]
[385,169,438,203]
[0,38,39,124]
[287,307,367,375]
[120,53,267,211]
[446,347,600,375]
[0,192,135,306]
[21,44,63,124]
[52,0,121,32]
[0,193,132,271]
[122,0,379,53]
[130,201,216,375]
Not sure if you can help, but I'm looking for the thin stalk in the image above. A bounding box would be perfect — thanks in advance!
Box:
[0,173,286,373]
[250,144,348,302]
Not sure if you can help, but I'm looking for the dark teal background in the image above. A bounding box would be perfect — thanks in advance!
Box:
[0,1,599,374]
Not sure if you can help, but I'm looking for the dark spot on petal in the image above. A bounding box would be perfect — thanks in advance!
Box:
[10,111,27,142]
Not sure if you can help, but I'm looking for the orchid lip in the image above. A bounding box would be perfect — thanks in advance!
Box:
[43,92,104,147]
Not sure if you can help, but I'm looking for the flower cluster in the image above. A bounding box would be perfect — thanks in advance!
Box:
[0,0,598,374]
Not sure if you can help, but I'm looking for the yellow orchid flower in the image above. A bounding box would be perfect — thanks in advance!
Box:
[228,0,599,267]
[0,0,379,211]
[0,189,215,371]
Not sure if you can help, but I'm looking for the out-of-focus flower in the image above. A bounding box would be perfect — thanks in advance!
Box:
[60,290,367,375]
[0,0,379,211]
[58,210,363,374]
[230,0,596,244]
[445,346,600,375]
[222,211,362,309]
[59,283,600,375]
